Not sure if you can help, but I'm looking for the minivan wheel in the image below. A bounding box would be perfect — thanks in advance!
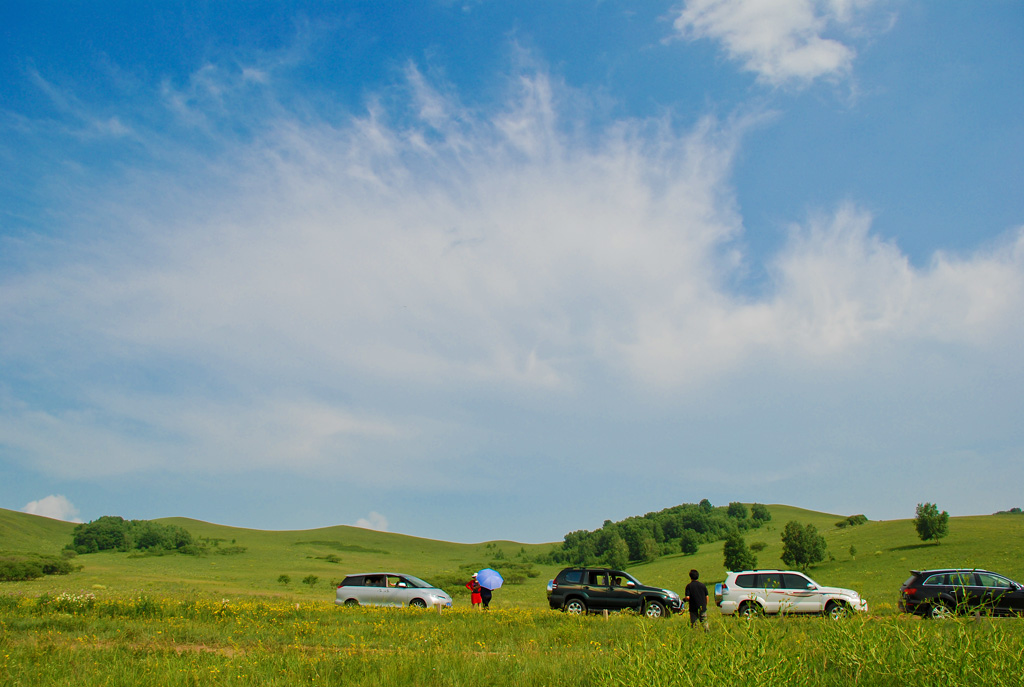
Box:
[564,598,587,615]
[410,598,427,608]
[826,601,849,620]
[344,599,359,607]
[929,602,954,619]
[644,600,666,619]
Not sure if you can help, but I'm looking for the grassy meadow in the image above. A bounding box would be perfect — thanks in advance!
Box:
[3,505,1024,685]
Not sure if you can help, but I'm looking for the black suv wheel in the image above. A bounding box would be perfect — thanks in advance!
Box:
[564,598,587,615]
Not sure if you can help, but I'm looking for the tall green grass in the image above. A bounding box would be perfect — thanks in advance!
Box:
[2,592,1022,686]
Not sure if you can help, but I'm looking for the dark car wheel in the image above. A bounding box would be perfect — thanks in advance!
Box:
[564,598,588,615]
[738,601,762,618]
[344,599,359,607]
[644,600,666,619]
[826,601,849,620]
[409,598,427,608]
[929,601,954,619]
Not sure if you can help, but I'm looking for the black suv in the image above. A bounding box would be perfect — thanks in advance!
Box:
[900,569,1024,618]
[546,567,682,618]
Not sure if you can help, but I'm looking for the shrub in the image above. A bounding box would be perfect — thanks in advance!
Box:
[278,574,291,585]
[302,575,319,587]
[0,554,76,582]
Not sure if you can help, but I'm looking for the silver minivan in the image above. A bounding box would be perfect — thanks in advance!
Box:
[335,572,453,608]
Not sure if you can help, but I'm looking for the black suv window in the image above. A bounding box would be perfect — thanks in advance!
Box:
[588,571,609,586]
[922,574,946,586]
[976,572,1012,588]
[562,570,583,584]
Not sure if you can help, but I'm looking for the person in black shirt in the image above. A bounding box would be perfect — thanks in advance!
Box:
[684,569,710,631]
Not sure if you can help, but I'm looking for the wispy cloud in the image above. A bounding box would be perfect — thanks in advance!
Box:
[1,55,1022,517]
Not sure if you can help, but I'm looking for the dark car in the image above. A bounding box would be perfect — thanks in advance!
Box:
[546,567,682,618]
[900,569,1024,618]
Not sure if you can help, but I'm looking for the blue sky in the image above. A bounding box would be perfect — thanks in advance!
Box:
[2,1,1022,544]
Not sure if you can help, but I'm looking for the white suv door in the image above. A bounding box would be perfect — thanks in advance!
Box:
[781,573,824,613]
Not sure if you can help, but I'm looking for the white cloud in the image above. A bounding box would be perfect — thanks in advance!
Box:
[22,494,82,522]
[674,0,881,86]
[354,511,389,531]
[1,59,1022,501]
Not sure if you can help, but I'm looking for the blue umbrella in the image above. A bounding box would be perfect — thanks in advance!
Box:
[476,568,503,590]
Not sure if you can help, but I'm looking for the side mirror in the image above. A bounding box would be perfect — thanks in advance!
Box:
[397,582,407,588]
[626,581,636,588]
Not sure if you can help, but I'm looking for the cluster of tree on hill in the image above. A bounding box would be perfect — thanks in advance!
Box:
[995,507,1022,515]
[69,516,199,555]
[834,514,868,528]
[0,552,78,581]
[539,500,771,569]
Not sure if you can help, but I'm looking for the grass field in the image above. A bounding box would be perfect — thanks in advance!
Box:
[3,505,1024,685]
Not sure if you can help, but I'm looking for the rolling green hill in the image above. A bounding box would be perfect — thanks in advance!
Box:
[3,505,1023,614]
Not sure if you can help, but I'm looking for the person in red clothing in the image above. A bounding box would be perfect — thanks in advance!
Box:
[466,573,482,607]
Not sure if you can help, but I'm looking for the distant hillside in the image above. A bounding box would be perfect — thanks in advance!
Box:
[3,505,1024,615]
[0,508,76,553]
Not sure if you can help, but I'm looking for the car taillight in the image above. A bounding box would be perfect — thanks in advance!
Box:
[903,588,916,596]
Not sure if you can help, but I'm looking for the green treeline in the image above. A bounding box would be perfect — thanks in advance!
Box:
[542,500,771,568]
[70,516,197,555]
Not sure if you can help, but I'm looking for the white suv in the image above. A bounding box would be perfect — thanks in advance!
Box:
[715,570,867,619]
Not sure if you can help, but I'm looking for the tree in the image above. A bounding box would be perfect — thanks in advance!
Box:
[723,533,757,571]
[780,521,828,569]
[727,502,749,520]
[679,530,700,556]
[603,532,629,570]
[750,503,772,523]
[914,502,949,543]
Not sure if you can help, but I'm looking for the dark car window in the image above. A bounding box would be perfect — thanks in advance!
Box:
[758,573,783,590]
[588,572,609,586]
[341,575,363,587]
[949,573,973,587]
[363,575,385,587]
[562,570,583,584]
[735,574,758,589]
[782,573,812,589]
[976,572,1013,589]
[922,574,946,586]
